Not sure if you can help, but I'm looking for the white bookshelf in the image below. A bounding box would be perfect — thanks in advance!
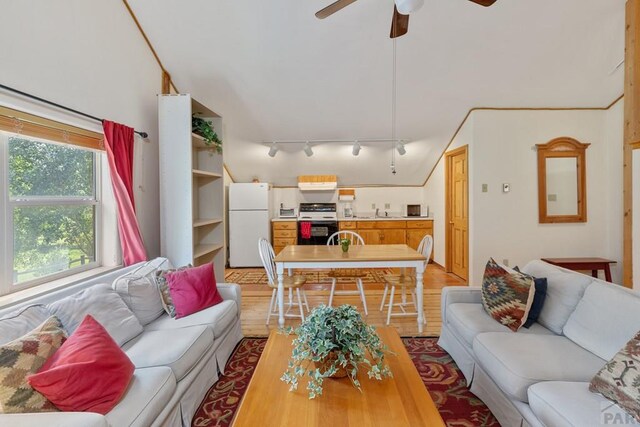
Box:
[158,94,225,281]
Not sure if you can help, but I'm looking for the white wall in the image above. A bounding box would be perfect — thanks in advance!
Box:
[271,186,425,218]
[0,0,163,259]
[424,103,624,285]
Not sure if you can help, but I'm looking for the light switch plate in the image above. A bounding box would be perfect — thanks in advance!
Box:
[482,184,488,193]
[384,203,390,209]
[503,183,510,193]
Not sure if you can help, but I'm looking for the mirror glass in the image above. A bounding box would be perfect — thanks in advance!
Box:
[545,157,578,216]
[536,137,589,223]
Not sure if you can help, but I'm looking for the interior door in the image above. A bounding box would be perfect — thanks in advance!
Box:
[446,146,469,281]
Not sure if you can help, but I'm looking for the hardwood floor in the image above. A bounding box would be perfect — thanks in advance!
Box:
[227,263,467,337]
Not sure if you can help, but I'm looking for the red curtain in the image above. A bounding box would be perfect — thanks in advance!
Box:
[103,120,147,265]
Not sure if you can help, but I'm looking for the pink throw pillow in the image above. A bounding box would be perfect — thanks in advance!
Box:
[27,315,134,414]
[166,263,223,318]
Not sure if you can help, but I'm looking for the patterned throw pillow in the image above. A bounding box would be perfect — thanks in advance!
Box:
[481,258,536,332]
[156,265,192,318]
[590,330,640,422]
[0,316,66,413]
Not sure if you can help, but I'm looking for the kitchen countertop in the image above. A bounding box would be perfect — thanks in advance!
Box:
[271,217,434,222]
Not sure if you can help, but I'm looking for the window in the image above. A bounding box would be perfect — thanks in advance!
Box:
[0,131,101,295]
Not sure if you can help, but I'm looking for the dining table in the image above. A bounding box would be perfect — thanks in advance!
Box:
[273,244,428,333]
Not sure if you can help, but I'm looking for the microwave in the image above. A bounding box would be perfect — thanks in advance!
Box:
[405,204,429,217]
[279,207,297,218]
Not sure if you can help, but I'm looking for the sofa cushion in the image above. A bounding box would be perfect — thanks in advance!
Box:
[105,367,176,427]
[112,257,170,326]
[446,303,555,348]
[166,263,223,319]
[481,258,535,332]
[473,332,606,402]
[564,281,640,361]
[144,299,238,339]
[521,260,592,334]
[28,315,135,415]
[0,316,66,413]
[590,329,640,423]
[529,381,635,427]
[0,305,51,345]
[47,284,143,346]
[122,325,213,381]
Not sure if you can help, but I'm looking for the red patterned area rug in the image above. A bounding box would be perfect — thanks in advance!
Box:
[192,337,499,427]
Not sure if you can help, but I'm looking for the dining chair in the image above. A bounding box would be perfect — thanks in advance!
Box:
[258,238,310,325]
[326,231,368,315]
[380,234,433,325]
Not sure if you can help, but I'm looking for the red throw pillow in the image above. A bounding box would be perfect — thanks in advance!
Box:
[166,263,223,318]
[27,315,134,414]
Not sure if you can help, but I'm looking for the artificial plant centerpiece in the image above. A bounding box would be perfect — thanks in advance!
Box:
[192,114,222,153]
[281,304,392,399]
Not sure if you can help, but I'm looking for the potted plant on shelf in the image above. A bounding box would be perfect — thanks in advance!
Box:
[281,305,392,399]
[192,114,222,153]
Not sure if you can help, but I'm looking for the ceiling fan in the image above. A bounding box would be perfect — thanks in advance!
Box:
[315,0,498,39]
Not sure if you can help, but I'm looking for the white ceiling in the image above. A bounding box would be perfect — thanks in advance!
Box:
[129,0,625,186]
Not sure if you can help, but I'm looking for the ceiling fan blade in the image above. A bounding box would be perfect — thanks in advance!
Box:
[467,0,497,6]
[315,0,358,19]
[390,5,409,39]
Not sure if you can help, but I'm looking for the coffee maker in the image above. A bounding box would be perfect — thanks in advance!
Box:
[343,202,353,218]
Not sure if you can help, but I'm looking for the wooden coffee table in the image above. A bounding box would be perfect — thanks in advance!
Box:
[231,327,445,427]
[541,257,617,282]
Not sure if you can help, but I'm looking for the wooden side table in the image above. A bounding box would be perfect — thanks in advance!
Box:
[540,257,617,282]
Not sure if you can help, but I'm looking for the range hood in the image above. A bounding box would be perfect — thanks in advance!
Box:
[298,175,338,191]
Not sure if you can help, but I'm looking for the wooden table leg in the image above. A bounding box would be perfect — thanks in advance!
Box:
[604,265,612,282]
[591,270,598,278]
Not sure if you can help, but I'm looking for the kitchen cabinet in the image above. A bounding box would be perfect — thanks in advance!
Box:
[272,221,297,255]
[338,219,434,261]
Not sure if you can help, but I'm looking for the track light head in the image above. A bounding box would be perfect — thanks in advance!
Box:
[303,142,313,157]
[396,141,406,156]
[352,141,361,156]
[268,143,278,157]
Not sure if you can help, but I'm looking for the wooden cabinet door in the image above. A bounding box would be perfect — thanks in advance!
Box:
[406,229,434,260]
[359,229,381,245]
[380,229,406,244]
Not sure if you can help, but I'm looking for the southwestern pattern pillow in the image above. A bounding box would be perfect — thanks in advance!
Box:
[156,265,192,318]
[590,330,640,422]
[481,258,536,332]
[0,316,66,413]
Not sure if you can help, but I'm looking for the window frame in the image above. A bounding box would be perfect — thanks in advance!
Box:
[0,130,103,296]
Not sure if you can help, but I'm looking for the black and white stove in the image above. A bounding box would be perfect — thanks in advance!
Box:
[297,203,338,245]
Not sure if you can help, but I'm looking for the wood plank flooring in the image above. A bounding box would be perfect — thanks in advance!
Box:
[227,263,467,337]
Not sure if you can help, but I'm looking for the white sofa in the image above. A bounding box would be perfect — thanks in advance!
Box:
[0,260,243,427]
[438,260,640,427]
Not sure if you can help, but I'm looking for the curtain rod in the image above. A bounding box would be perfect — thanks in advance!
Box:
[0,83,149,139]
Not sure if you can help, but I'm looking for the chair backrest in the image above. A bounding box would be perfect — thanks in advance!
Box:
[418,234,434,268]
[326,231,365,246]
[258,238,276,285]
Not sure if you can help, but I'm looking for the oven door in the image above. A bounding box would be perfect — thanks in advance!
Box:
[298,221,338,245]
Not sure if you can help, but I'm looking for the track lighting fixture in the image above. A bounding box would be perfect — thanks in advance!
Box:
[352,141,361,156]
[268,143,279,157]
[396,141,406,156]
[303,142,314,157]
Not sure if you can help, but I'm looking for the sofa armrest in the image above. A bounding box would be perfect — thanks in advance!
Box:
[218,283,242,313]
[0,412,108,427]
[441,286,482,323]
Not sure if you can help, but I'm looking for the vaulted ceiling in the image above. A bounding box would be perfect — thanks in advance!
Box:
[129,0,625,186]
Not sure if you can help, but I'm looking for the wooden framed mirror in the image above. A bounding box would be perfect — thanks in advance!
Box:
[536,137,590,223]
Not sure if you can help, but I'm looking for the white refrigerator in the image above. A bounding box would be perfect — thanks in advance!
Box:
[229,183,271,267]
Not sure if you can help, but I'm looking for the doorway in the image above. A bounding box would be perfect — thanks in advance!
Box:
[445,145,469,281]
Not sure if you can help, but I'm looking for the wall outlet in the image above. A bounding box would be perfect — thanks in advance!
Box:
[503,259,509,267]
[371,203,376,209]
[384,203,391,209]
[503,183,511,193]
